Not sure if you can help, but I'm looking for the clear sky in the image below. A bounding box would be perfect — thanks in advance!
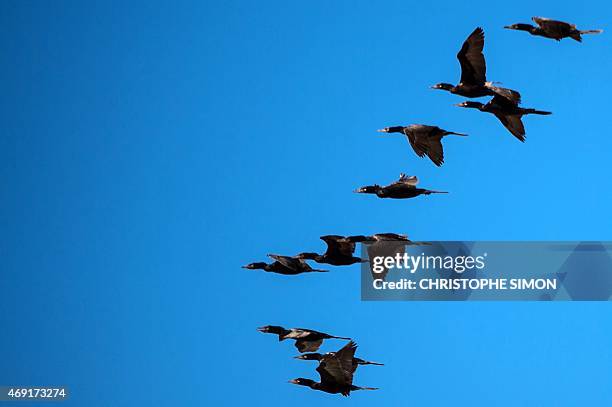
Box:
[1,1,612,406]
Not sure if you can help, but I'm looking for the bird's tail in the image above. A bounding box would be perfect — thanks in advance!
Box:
[580,29,603,35]
[425,190,449,194]
[353,386,379,391]
[444,131,468,137]
[525,109,552,115]
[361,361,384,366]
[331,335,352,340]
[312,268,329,273]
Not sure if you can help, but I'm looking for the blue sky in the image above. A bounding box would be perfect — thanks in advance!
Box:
[1,1,612,406]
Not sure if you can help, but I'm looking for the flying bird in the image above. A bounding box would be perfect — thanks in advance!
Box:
[505,17,603,42]
[354,173,447,199]
[289,341,379,396]
[455,94,551,142]
[257,325,351,353]
[297,235,368,266]
[431,27,521,103]
[378,124,467,167]
[242,254,327,275]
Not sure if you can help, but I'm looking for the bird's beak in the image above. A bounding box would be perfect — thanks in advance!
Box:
[503,26,511,29]
[377,128,388,133]
[293,356,302,359]
[257,326,266,333]
[241,265,248,268]
[353,188,364,193]
[430,85,437,89]
[454,103,464,107]
[288,380,299,384]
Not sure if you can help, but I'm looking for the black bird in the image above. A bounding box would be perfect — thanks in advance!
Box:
[242,254,327,275]
[295,352,384,367]
[432,27,521,103]
[378,124,467,167]
[257,325,351,353]
[297,235,368,266]
[289,341,379,396]
[505,17,603,42]
[455,95,551,142]
[354,173,447,199]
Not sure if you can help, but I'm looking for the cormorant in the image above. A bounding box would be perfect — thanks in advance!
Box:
[455,94,551,142]
[378,124,467,167]
[297,235,368,266]
[289,341,379,396]
[242,254,327,275]
[505,17,603,42]
[257,325,351,353]
[432,27,521,103]
[354,173,447,199]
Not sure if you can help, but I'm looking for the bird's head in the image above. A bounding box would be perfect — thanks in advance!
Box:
[289,378,316,388]
[455,101,484,109]
[242,262,267,270]
[354,185,381,194]
[257,325,285,334]
[504,23,533,32]
[377,126,404,134]
[294,353,323,361]
[431,83,453,91]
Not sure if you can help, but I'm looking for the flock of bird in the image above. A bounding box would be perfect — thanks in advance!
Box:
[257,326,382,396]
[245,17,602,397]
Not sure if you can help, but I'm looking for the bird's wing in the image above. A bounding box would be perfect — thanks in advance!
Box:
[406,132,428,158]
[493,113,526,142]
[485,83,522,104]
[425,136,445,167]
[267,254,301,271]
[321,235,355,257]
[532,16,574,31]
[284,328,310,339]
[490,93,518,109]
[296,339,323,353]
[316,342,357,386]
[405,124,437,136]
[397,173,419,186]
[316,362,341,386]
[457,27,486,85]
[334,341,358,376]
[373,233,409,241]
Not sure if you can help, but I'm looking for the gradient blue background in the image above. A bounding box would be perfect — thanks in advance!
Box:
[1,1,611,406]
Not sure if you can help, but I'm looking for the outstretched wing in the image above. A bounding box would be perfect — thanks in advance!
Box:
[406,133,428,158]
[296,339,323,353]
[404,125,443,162]
[493,113,526,142]
[321,235,356,257]
[532,16,574,31]
[372,233,409,241]
[457,27,486,85]
[485,83,521,104]
[268,254,302,271]
[397,173,419,186]
[404,127,445,167]
[424,136,445,167]
[317,341,357,386]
